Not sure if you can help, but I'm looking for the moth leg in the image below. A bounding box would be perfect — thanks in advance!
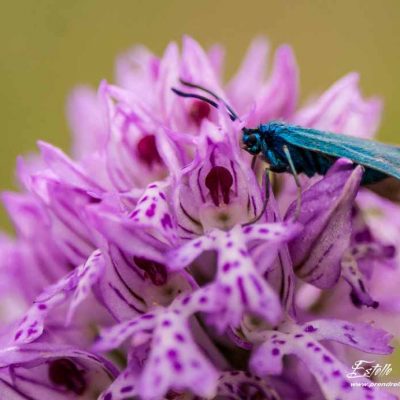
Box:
[251,155,257,171]
[283,145,302,220]
[243,167,270,226]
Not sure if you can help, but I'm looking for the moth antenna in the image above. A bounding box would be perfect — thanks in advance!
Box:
[179,79,239,121]
[283,145,302,220]
[171,88,236,121]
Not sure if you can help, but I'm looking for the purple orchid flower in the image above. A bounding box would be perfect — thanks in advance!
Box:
[0,36,398,400]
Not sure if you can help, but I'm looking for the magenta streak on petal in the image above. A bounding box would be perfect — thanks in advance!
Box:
[229,160,239,196]
[108,283,145,314]
[179,202,202,227]
[237,277,248,306]
[205,166,233,207]
[110,257,146,305]
[12,372,67,393]
[177,224,197,236]
[197,167,206,203]
[0,378,38,400]
[136,135,163,168]
[250,196,257,216]
[50,197,94,249]
[118,248,144,281]
[189,101,211,126]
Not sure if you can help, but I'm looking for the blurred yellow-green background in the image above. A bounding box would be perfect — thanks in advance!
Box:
[1,0,400,195]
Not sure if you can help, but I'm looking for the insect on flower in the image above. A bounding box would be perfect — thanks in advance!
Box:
[173,80,400,191]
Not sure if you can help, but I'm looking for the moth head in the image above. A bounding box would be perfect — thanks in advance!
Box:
[242,129,262,155]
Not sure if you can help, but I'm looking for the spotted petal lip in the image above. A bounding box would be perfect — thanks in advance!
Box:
[0,36,398,400]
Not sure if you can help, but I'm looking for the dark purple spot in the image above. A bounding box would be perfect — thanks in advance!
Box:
[167,349,177,359]
[121,385,134,393]
[189,101,211,126]
[294,334,304,338]
[314,347,321,352]
[173,361,183,372]
[199,296,208,304]
[134,256,168,285]
[162,320,171,327]
[159,192,166,200]
[161,213,173,229]
[27,328,37,336]
[222,262,231,273]
[38,304,47,310]
[344,333,358,344]
[306,342,314,348]
[136,135,162,167]
[145,203,156,217]
[175,333,185,342]
[259,228,269,234]
[14,330,22,340]
[342,324,354,331]
[304,325,317,333]
[224,286,232,294]
[362,386,373,392]
[205,166,233,207]
[48,359,86,395]
[182,296,191,305]
[323,355,333,363]
[272,348,280,356]
[341,381,351,390]
[332,370,341,377]
[103,393,112,400]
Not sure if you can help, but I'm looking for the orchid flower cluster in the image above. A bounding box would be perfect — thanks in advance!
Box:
[0,36,399,400]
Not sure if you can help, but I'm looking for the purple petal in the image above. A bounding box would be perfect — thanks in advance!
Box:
[138,309,219,399]
[251,330,395,400]
[14,250,104,344]
[93,313,157,352]
[227,37,269,112]
[293,73,383,139]
[248,45,298,125]
[0,343,118,398]
[302,319,393,354]
[181,36,220,93]
[212,225,283,328]
[166,235,214,271]
[66,86,107,159]
[341,247,379,308]
[287,160,363,289]
[86,202,166,263]
[129,181,177,245]
[38,141,102,192]
[216,370,279,400]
